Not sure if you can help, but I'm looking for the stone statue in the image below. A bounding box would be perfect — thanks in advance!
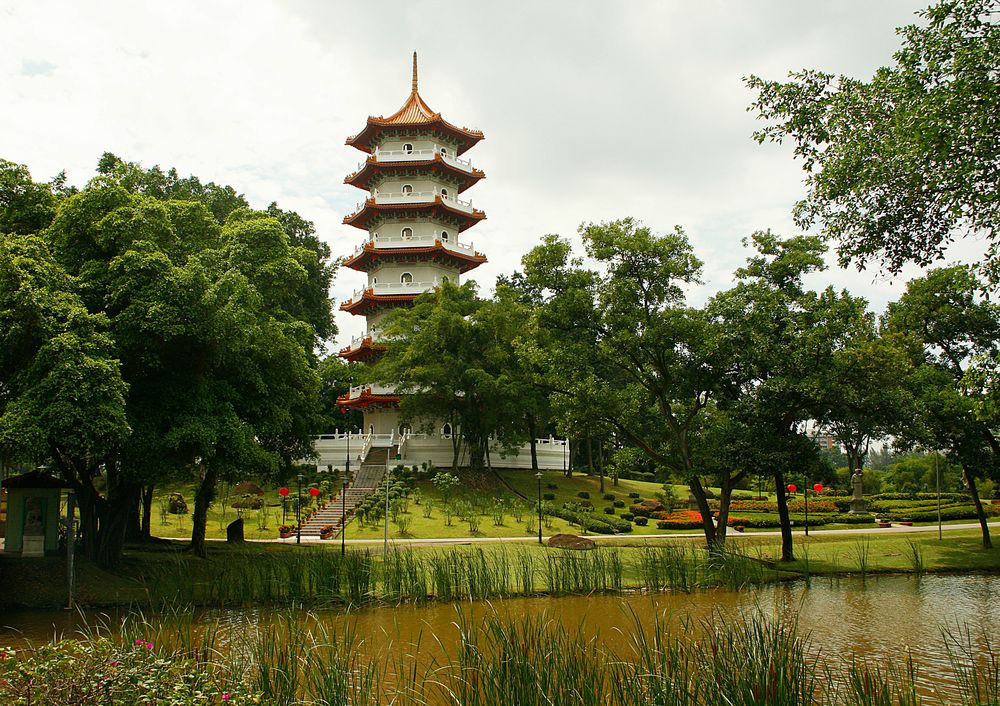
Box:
[849,469,866,514]
[23,497,44,535]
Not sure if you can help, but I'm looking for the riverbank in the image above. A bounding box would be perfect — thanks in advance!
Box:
[1,526,997,610]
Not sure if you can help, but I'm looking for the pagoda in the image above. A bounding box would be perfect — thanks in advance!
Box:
[336,53,487,437]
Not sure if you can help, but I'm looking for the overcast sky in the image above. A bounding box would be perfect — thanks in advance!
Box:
[4,0,975,349]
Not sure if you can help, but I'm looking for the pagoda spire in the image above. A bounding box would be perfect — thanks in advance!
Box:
[412,51,418,93]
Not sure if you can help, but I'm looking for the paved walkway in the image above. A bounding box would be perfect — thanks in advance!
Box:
[162,521,999,548]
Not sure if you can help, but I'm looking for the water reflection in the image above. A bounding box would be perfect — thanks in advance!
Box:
[3,574,998,697]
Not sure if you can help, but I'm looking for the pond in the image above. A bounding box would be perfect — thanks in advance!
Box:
[3,573,999,701]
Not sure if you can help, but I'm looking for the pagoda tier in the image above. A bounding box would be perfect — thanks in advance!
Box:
[343,195,485,232]
[345,153,484,193]
[344,240,486,274]
[340,288,423,316]
[338,335,387,362]
[336,383,400,409]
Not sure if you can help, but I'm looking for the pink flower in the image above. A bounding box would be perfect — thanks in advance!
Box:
[222,693,231,701]
[110,660,119,667]
[146,642,154,649]
[135,639,143,645]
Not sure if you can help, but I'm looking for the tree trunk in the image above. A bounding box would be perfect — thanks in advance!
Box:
[527,415,539,471]
[585,428,594,476]
[141,485,154,540]
[597,438,605,494]
[773,470,794,561]
[688,477,718,551]
[189,463,218,558]
[125,491,142,542]
[962,464,993,549]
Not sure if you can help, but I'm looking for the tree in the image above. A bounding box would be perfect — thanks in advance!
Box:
[747,0,1000,280]
[0,233,131,566]
[884,265,999,547]
[518,220,747,552]
[708,232,872,561]
[1,154,332,564]
[371,281,526,472]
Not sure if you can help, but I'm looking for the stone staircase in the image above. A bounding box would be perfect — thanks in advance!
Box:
[299,446,395,539]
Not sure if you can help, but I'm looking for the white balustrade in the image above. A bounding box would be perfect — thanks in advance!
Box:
[360,146,477,172]
[345,383,398,399]
[351,234,477,258]
[346,279,447,303]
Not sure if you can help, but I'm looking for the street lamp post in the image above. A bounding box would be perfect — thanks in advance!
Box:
[804,476,810,537]
[536,471,543,545]
[936,452,942,540]
[296,473,303,545]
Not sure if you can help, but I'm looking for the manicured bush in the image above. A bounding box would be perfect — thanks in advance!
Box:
[655,511,704,530]
[603,493,616,501]
[545,482,559,490]
[620,513,634,521]
[628,492,641,499]
[577,491,591,499]
[613,499,625,508]
[542,493,555,501]
[633,516,648,526]
[603,506,616,515]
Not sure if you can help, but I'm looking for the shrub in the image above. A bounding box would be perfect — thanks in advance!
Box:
[634,516,648,526]
[628,492,641,499]
[620,513,634,521]
[543,493,555,501]
[546,482,559,490]
[613,499,625,508]
[577,491,591,499]
[603,506,615,515]
[655,511,704,530]
[603,493,616,501]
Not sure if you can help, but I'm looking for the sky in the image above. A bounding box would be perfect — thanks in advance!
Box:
[3,0,976,350]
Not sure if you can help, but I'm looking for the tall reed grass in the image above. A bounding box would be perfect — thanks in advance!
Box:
[8,606,995,705]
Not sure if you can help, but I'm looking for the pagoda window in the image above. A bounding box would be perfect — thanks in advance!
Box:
[441,230,450,242]
[401,184,413,194]
[369,424,375,435]
[442,275,450,283]
[440,147,448,157]
[372,277,377,284]
[440,188,449,198]
[442,423,453,438]
[402,143,413,153]
[401,227,412,239]
[401,272,413,284]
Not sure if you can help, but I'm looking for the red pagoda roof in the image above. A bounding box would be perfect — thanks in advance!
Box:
[343,196,485,232]
[346,54,484,156]
[340,289,422,316]
[345,154,485,193]
[338,336,387,362]
[336,389,400,408]
[343,241,487,274]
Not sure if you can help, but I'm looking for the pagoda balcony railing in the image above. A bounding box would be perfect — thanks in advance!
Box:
[361,146,477,172]
[365,191,475,214]
[346,279,446,303]
[345,383,397,399]
[352,234,478,257]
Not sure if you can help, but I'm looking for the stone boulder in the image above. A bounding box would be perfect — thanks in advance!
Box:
[227,518,245,543]
[547,533,596,550]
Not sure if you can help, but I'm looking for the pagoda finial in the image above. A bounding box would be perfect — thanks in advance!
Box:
[411,52,418,93]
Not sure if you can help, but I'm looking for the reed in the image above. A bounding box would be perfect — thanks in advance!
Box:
[941,623,1000,706]
[905,540,925,576]
[844,653,921,706]
[852,538,872,579]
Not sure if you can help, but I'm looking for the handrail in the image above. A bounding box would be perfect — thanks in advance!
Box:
[351,234,477,257]
[346,280,445,304]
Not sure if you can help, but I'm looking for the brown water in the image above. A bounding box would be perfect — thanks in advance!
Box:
[3,574,998,697]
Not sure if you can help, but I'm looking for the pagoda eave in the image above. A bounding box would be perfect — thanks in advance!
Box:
[340,291,421,316]
[346,119,484,156]
[336,391,401,408]
[338,338,387,362]
[343,200,486,232]
[345,156,485,193]
[344,243,487,273]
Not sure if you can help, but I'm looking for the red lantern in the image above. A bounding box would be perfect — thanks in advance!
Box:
[309,487,320,497]
[340,407,346,414]
[787,484,797,493]
[278,487,289,497]
[813,483,824,493]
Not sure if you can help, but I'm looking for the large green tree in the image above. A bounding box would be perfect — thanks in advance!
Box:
[708,232,872,561]
[747,0,1000,280]
[884,265,998,548]
[1,155,332,564]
